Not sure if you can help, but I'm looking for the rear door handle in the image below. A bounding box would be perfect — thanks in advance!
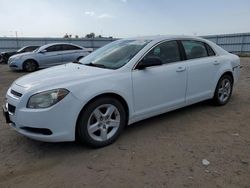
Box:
[176,66,186,72]
[213,61,220,65]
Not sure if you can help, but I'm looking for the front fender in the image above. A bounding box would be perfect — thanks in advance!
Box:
[69,72,134,121]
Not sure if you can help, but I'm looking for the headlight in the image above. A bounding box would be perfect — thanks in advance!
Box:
[27,89,69,109]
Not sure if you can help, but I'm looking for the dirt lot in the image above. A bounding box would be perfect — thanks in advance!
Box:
[0,58,250,188]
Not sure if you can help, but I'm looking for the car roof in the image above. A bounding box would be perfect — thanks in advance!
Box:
[125,35,208,42]
[39,43,84,50]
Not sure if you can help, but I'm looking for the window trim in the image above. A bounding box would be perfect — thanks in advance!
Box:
[133,40,183,70]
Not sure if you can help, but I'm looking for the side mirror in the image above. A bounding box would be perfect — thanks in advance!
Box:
[40,49,47,53]
[137,57,162,70]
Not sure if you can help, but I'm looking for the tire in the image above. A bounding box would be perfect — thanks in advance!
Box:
[0,55,3,64]
[0,55,7,64]
[213,74,233,106]
[23,60,38,72]
[77,97,126,148]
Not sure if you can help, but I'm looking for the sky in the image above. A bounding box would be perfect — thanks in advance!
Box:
[0,0,250,38]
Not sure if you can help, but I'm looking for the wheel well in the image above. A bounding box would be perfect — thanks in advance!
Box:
[75,93,130,140]
[213,71,234,97]
[221,71,234,84]
[23,59,39,68]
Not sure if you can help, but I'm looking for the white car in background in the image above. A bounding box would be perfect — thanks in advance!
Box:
[8,43,89,72]
[3,35,240,148]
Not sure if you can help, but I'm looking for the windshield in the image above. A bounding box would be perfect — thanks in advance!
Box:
[33,46,42,53]
[79,39,151,69]
[17,47,26,52]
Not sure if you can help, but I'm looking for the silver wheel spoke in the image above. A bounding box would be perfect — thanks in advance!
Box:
[104,105,116,117]
[93,109,103,120]
[108,119,120,128]
[222,80,226,87]
[218,88,223,95]
[100,129,108,140]
[88,122,100,133]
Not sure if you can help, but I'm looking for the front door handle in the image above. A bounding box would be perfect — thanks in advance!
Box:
[176,66,186,72]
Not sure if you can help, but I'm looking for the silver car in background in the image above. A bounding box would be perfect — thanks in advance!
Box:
[8,43,90,72]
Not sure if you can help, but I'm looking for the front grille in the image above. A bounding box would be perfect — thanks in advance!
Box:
[8,104,16,114]
[11,89,22,97]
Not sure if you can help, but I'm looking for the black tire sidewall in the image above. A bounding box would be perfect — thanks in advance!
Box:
[214,75,233,106]
[77,97,126,148]
[23,60,37,72]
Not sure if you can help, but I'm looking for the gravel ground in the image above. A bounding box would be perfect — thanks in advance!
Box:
[0,59,249,188]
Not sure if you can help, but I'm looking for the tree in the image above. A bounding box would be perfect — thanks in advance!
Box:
[63,33,69,38]
[85,32,95,38]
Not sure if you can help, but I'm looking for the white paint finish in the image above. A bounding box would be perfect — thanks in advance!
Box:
[4,35,240,142]
[132,62,187,116]
[185,56,220,104]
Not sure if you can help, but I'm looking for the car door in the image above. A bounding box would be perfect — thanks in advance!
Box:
[132,40,187,118]
[61,44,81,63]
[39,44,63,67]
[181,40,220,105]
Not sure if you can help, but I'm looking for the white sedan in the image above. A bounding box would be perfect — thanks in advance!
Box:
[3,36,240,147]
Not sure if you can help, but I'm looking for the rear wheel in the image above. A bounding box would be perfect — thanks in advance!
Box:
[77,97,126,148]
[23,60,38,72]
[213,74,233,106]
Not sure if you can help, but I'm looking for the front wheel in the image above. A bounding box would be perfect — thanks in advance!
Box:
[77,97,126,148]
[23,60,38,72]
[213,74,233,106]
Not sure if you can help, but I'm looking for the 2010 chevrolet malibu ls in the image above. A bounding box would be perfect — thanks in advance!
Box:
[3,36,240,148]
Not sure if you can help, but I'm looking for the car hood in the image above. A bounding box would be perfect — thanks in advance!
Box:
[14,63,113,90]
[1,50,16,55]
[10,52,34,59]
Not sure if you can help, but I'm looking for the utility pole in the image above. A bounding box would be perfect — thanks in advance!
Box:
[15,31,19,49]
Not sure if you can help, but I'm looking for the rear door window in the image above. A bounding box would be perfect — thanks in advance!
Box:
[181,40,208,60]
[46,45,63,52]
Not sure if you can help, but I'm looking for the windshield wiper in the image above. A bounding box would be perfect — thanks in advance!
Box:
[85,62,107,68]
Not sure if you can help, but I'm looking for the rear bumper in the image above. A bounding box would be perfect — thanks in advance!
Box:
[233,65,240,85]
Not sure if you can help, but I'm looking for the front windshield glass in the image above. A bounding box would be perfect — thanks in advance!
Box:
[17,47,25,52]
[79,39,151,69]
[33,47,42,53]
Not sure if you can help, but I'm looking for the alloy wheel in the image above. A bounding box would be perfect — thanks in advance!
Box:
[87,104,121,142]
[218,78,232,103]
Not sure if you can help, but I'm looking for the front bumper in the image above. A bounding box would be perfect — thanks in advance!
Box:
[4,85,84,142]
[8,59,23,70]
